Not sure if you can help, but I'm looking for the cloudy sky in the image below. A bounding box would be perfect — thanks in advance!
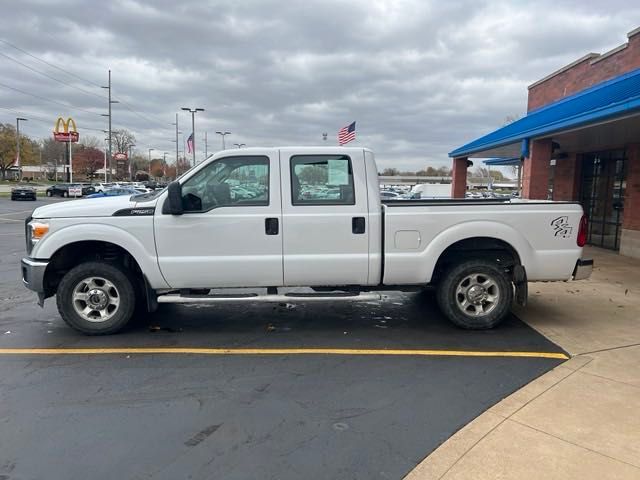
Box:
[1,0,639,170]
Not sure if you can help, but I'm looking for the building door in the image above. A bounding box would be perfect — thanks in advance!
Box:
[579,150,626,250]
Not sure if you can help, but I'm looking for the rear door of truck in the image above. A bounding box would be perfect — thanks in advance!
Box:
[279,148,370,286]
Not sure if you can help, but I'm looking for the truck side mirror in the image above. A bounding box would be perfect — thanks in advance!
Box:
[166,181,183,215]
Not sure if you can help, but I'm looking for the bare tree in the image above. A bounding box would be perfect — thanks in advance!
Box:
[112,129,136,154]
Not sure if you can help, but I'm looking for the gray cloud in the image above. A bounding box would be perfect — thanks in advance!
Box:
[1,0,639,170]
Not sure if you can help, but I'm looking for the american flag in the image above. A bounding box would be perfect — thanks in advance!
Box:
[338,121,356,145]
[187,133,194,153]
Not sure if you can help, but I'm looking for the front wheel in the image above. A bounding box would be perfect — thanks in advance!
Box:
[46,190,52,197]
[436,259,513,329]
[56,261,136,335]
[63,191,68,197]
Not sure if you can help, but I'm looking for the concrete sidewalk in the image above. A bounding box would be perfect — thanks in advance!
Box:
[406,246,640,479]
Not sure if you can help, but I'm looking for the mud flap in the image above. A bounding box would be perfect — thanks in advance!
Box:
[513,265,528,306]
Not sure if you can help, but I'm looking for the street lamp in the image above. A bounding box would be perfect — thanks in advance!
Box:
[148,148,154,178]
[233,143,246,148]
[181,107,204,167]
[128,144,136,181]
[16,117,27,181]
[216,131,231,150]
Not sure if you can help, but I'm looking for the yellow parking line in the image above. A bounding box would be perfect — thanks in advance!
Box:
[0,347,569,360]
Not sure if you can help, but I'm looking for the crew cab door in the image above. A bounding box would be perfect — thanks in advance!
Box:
[280,149,370,286]
[154,151,283,288]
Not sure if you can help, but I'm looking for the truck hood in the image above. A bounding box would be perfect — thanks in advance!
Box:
[32,195,156,219]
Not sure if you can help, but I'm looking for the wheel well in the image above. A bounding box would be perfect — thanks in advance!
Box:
[432,237,521,284]
[43,241,144,298]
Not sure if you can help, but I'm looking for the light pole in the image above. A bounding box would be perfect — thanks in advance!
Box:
[233,143,246,148]
[128,144,136,180]
[16,117,27,181]
[171,113,179,167]
[101,70,119,182]
[181,107,204,167]
[148,148,154,179]
[215,131,231,150]
[204,131,208,158]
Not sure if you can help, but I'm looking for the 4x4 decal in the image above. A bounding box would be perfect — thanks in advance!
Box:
[551,216,572,238]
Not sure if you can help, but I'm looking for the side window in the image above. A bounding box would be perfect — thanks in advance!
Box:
[181,156,269,212]
[290,155,355,205]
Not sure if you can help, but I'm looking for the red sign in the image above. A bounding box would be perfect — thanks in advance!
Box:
[53,131,80,142]
[114,152,128,160]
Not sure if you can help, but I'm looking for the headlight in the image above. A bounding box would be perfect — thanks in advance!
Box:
[26,220,49,253]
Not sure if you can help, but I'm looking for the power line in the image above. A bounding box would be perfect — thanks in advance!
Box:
[0,106,107,133]
[0,51,107,101]
[0,38,103,88]
[0,81,103,117]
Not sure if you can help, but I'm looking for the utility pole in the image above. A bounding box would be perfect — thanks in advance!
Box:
[148,148,154,179]
[181,107,204,167]
[16,117,27,181]
[128,144,135,181]
[215,131,231,150]
[101,70,118,182]
[204,131,208,158]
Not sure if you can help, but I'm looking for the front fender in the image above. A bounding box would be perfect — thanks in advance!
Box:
[33,221,169,289]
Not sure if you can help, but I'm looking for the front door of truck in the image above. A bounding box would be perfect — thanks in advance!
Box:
[154,151,283,288]
[280,149,370,286]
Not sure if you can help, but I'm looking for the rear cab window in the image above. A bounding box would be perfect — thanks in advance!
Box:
[290,155,355,205]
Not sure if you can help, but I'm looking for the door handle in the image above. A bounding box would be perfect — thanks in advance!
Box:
[352,217,366,234]
[265,218,279,235]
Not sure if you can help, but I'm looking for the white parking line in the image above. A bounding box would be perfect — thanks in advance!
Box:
[0,210,33,217]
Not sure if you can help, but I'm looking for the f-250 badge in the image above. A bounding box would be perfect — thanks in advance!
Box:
[551,216,573,238]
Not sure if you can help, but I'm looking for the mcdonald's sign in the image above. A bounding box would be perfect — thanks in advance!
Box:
[53,117,79,143]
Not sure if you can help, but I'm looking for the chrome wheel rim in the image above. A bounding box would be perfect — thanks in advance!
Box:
[72,276,120,323]
[455,272,500,317]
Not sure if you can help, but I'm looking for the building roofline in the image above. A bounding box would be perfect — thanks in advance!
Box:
[528,26,640,90]
[527,53,599,90]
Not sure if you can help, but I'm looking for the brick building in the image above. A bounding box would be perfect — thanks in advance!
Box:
[449,27,640,259]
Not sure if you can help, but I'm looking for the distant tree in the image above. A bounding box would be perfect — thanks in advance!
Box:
[149,158,165,179]
[111,129,136,155]
[381,168,399,176]
[164,164,177,180]
[73,146,104,180]
[297,165,327,184]
[176,157,191,176]
[0,123,37,180]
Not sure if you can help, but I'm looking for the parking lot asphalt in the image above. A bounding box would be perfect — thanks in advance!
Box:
[0,198,566,480]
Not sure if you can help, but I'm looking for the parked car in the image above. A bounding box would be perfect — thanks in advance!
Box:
[11,185,37,201]
[92,182,115,193]
[86,187,145,198]
[380,190,401,199]
[45,184,95,198]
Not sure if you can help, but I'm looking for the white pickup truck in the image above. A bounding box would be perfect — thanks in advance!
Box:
[21,147,592,335]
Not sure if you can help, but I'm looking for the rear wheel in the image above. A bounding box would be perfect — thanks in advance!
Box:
[436,259,513,329]
[46,190,52,197]
[63,191,68,197]
[56,261,136,335]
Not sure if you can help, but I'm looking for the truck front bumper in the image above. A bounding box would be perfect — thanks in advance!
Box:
[573,258,593,281]
[21,257,49,293]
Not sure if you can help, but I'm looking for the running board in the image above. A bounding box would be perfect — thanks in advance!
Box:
[157,292,382,304]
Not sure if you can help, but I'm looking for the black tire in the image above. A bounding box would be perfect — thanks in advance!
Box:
[436,259,513,329]
[56,261,136,335]
[46,190,52,197]
[63,191,68,198]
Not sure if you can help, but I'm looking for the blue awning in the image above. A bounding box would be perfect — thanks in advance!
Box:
[483,157,521,166]
[450,66,640,158]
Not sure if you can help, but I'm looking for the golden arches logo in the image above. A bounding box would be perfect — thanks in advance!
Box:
[53,117,79,142]
[54,117,77,134]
